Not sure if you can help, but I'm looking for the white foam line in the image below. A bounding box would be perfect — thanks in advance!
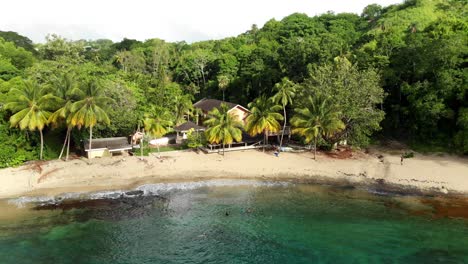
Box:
[8,179,292,207]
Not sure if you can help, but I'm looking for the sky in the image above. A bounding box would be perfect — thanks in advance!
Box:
[1,0,403,43]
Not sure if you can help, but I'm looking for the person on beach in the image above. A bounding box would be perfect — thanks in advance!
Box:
[274,146,279,157]
[401,155,404,165]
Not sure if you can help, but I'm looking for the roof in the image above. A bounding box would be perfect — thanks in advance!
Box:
[193,98,237,113]
[83,137,132,151]
[174,121,205,132]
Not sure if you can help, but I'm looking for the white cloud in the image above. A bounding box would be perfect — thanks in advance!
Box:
[0,0,402,43]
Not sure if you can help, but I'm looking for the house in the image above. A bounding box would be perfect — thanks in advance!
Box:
[193,98,250,124]
[83,137,132,158]
[174,121,206,144]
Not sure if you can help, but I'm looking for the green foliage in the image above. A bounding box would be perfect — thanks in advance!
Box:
[0,0,466,169]
[0,31,36,54]
[0,111,38,168]
[301,57,385,146]
[291,93,345,159]
[185,129,207,149]
[144,107,173,138]
[204,103,243,154]
[0,37,34,70]
[245,95,283,136]
[291,94,345,144]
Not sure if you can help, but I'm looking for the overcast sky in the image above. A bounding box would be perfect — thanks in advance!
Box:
[1,0,402,43]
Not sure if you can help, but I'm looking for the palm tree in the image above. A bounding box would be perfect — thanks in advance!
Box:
[272,77,297,150]
[204,103,243,156]
[290,94,345,160]
[245,95,283,151]
[144,109,173,158]
[4,80,59,160]
[70,80,113,155]
[173,94,193,125]
[217,74,230,101]
[48,73,79,161]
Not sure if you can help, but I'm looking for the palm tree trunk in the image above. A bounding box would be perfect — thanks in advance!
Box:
[59,129,69,160]
[314,137,317,160]
[140,137,144,158]
[89,126,93,159]
[39,129,44,160]
[66,128,71,161]
[222,140,225,156]
[263,132,266,152]
[279,105,287,150]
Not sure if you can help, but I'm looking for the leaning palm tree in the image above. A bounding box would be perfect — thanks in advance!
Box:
[70,80,113,155]
[290,94,345,160]
[48,73,79,161]
[272,77,297,150]
[4,80,59,160]
[204,103,243,156]
[245,95,283,152]
[144,109,173,158]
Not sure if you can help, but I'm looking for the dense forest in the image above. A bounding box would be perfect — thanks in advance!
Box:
[0,0,466,167]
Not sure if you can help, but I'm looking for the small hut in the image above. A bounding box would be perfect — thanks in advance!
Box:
[83,137,133,158]
[174,121,205,144]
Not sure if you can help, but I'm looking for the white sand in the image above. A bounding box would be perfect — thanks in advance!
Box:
[0,150,467,199]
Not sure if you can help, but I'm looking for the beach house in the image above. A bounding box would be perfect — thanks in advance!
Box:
[193,98,250,125]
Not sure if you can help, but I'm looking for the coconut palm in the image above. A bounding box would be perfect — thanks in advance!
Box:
[245,95,283,151]
[70,80,113,155]
[173,94,193,125]
[204,103,243,156]
[144,108,173,158]
[217,74,230,101]
[290,94,345,160]
[4,80,59,160]
[48,73,79,161]
[272,77,297,150]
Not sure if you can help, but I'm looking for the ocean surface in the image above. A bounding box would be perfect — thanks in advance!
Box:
[0,180,467,264]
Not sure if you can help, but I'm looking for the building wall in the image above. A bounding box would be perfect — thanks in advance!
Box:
[229,107,249,124]
[87,149,112,159]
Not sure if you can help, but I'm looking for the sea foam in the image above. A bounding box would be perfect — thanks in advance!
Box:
[9,179,291,207]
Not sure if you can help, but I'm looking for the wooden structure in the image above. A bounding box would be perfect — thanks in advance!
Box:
[174,121,205,144]
[201,141,263,154]
[83,137,132,158]
[266,126,292,137]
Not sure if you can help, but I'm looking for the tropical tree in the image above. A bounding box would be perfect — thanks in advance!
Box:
[48,73,79,161]
[70,80,113,155]
[291,94,345,160]
[4,80,59,160]
[272,77,297,150]
[217,74,230,101]
[204,103,243,156]
[173,94,193,125]
[245,95,283,151]
[144,108,173,158]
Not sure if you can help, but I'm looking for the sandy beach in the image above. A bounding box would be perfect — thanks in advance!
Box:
[0,149,467,199]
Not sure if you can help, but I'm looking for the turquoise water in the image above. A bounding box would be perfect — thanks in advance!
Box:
[0,182,467,264]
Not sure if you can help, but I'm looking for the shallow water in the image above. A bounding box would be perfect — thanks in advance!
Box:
[0,181,467,264]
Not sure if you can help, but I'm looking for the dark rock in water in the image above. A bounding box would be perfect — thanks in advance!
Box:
[31,194,168,222]
[125,190,144,196]
[337,185,356,190]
